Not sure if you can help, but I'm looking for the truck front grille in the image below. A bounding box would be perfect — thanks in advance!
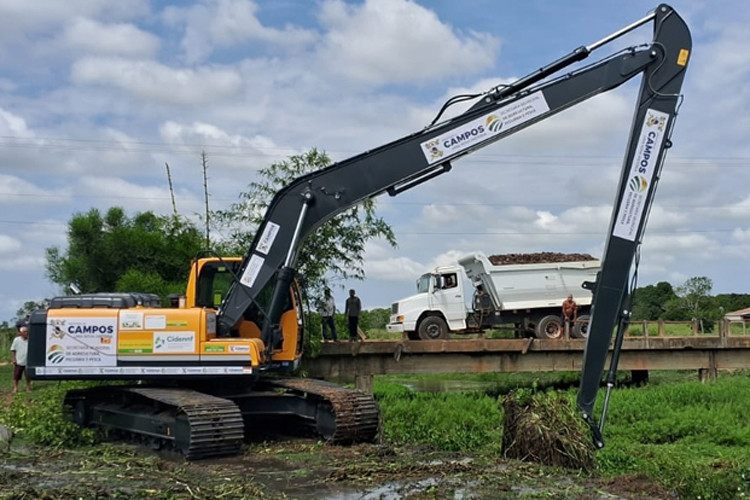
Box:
[391,303,398,314]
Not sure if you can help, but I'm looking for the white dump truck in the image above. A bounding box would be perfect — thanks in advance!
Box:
[387,252,601,340]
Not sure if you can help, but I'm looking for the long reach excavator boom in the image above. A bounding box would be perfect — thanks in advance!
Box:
[219,4,690,445]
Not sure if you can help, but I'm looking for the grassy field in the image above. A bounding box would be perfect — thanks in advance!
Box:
[374,371,750,499]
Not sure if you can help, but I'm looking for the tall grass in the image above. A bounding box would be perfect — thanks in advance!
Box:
[375,371,750,498]
[375,382,504,453]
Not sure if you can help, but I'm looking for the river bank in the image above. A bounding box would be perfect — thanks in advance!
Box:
[1,439,671,499]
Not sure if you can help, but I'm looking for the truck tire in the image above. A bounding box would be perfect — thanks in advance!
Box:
[418,316,449,340]
[536,315,563,340]
[572,314,590,339]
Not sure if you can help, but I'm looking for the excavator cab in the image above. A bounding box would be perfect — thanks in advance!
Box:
[186,256,304,367]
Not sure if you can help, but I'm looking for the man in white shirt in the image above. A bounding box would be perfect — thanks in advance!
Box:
[11,322,31,393]
[320,289,338,342]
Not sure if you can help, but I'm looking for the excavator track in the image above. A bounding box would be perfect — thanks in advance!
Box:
[265,378,380,444]
[64,386,244,460]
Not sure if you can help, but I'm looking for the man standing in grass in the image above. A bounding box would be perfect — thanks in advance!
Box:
[10,321,31,394]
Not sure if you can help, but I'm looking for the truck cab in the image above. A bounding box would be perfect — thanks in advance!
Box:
[388,265,468,340]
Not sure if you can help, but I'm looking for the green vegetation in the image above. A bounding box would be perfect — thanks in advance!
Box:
[45,208,206,302]
[376,383,503,452]
[373,371,750,499]
[3,364,750,498]
[631,277,750,334]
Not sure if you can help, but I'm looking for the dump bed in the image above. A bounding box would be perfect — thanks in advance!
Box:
[458,253,601,311]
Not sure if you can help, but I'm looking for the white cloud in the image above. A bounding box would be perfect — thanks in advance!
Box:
[63,17,159,57]
[159,120,296,172]
[163,0,317,64]
[71,57,243,104]
[0,175,71,205]
[77,176,196,214]
[0,235,22,254]
[0,0,150,59]
[365,255,425,281]
[316,0,499,85]
[0,106,35,137]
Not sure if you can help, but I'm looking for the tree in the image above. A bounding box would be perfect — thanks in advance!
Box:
[675,276,713,319]
[14,300,47,324]
[631,281,676,320]
[46,208,206,301]
[213,149,397,302]
[659,276,714,331]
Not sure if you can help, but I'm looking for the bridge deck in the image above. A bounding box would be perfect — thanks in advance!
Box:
[302,336,750,391]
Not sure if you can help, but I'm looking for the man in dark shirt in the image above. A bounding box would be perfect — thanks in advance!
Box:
[344,289,362,341]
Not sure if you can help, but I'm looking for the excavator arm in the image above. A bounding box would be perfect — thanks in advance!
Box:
[219,5,691,440]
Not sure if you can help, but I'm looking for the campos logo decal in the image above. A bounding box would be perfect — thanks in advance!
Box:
[485,114,502,132]
[47,345,65,364]
[628,175,648,193]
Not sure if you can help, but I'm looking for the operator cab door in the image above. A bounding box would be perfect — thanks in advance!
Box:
[430,272,466,324]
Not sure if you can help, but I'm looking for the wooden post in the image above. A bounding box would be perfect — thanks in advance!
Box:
[657,320,665,337]
[355,374,374,394]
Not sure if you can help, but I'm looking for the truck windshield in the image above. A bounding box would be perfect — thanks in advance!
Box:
[416,274,432,294]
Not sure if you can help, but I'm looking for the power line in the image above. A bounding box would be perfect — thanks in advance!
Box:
[0,217,743,236]
[1,135,750,165]
[0,190,749,211]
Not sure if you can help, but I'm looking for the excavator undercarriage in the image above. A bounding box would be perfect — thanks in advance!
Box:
[63,378,380,460]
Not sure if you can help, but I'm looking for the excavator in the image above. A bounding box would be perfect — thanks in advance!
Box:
[26,4,690,456]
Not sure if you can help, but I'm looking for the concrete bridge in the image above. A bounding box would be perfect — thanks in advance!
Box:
[302,334,750,393]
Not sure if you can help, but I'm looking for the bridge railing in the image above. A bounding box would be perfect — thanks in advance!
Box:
[624,319,750,338]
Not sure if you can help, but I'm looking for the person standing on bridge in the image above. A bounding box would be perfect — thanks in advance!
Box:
[562,294,578,335]
[345,289,362,341]
[320,289,338,342]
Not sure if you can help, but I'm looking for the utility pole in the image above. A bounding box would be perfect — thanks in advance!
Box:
[164,162,178,217]
[201,151,210,246]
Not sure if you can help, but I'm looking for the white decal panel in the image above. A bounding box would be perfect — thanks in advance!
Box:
[612,109,670,241]
[153,331,196,353]
[421,92,550,164]
[46,317,118,367]
[240,254,264,288]
[256,222,280,255]
[35,366,253,376]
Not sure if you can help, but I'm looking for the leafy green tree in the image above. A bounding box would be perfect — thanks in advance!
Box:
[711,293,750,317]
[14,300,48,324]
[213,148,397,303]
[46,208,205,301]
[676,276,713,319]
[660,276,714,331]
[631,281,676,320]
[361,308,391,331]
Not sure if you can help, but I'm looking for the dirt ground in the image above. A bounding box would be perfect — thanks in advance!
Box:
[0,438,675,500]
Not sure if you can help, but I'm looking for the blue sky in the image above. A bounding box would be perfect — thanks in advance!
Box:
[1,0,749,321]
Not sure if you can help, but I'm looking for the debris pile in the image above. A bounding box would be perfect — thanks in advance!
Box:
[488,252,597,266]
[501,390,595,470]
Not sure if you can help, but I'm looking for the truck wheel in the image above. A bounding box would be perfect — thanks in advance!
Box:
[572,314,591,339]
[536,315,563,340]
[418,316,449,340]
